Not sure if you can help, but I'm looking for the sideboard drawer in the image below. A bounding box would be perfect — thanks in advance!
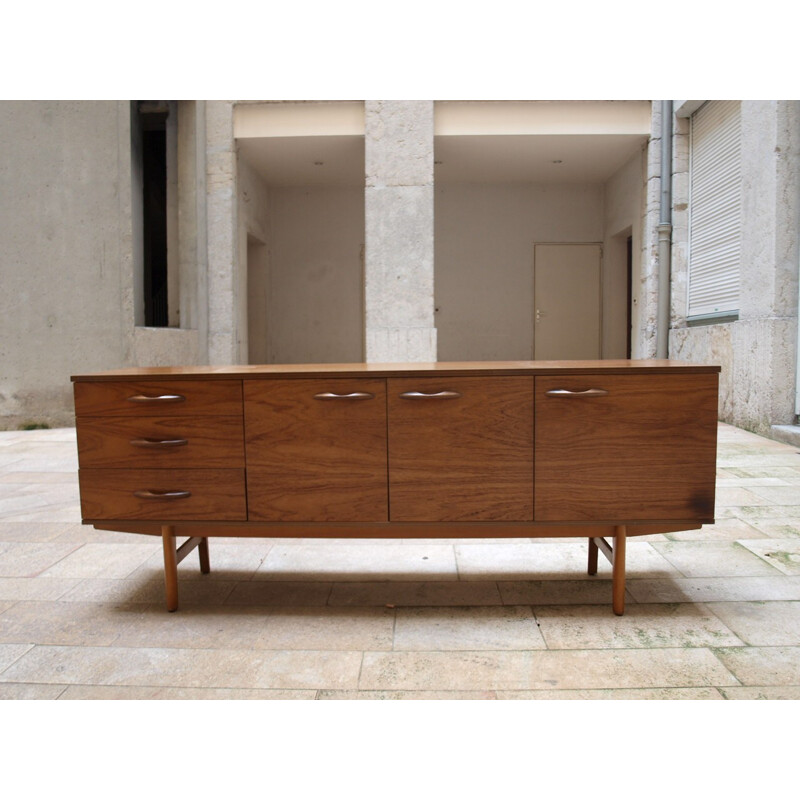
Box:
[76,416,245,468]
[78,468,247,520]
[74,380,243,417]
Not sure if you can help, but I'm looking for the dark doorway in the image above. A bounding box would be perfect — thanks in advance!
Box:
[138,102,169,327]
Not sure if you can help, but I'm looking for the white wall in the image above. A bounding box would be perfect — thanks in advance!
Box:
[237,153,271,364]
[603,149,645,357]
[266,186,365,364]
[434,183,604,361]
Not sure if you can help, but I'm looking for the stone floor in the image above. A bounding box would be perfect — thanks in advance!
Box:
[1,422,799,700]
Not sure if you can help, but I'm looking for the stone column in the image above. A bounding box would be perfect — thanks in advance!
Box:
[364,100,437,362]
[205,100,242,365]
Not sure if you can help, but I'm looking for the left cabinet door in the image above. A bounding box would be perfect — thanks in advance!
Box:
[245,379,389,522]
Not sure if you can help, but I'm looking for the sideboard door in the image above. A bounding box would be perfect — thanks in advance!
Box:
[387,377,534,522]
[534,373,718,522]
[245,379,389,522]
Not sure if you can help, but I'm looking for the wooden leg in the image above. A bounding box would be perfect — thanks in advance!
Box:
[612,525,627,616]
[587,537,598,576]
[199,537,210,574]
[161,525,179,612]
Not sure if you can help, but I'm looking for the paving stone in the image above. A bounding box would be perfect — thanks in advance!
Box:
[328,580,502,607]
[0,645,363,690]
[498,579,623,606]
[651,541,783,577]
[358,648,739,691]
[534,603,743,649]
[225,581,333,606]
[737,539,800,575]
[255,543,458,582]
[39,542,160,580]
[393,606,546,651]
[455,541,681,581]
[495,687,726,700]
[706,601,800,646]
[58,685,317,699]
[0,682,67,699]
[0,541,83,577]
[713,646,800,686]
[0,643,34,673]
[628,575,800,603]
[718,686,800,699]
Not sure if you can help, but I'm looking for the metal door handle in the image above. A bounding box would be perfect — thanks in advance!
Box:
[545,389,609,397]
[130,438,189,448]
[127,394,186,404]
[399,391,462,400]
[313,392,375,400]
[133,489,192,500]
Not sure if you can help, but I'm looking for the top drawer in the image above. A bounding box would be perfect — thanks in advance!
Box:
[74,380,243,417]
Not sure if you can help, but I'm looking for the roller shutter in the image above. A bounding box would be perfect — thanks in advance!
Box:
[687,100,741,320]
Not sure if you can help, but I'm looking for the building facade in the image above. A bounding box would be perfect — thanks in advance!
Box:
[0,100,798,440]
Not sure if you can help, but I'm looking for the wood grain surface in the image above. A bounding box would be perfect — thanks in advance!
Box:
[74,380,243,416]
[244,379,389,522]
[76,415,245,468]
[387,377,534,521]
[78,468,247,521]
[534,373,718,522]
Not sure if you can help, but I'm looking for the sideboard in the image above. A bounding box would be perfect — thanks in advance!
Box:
[71,360,720,614]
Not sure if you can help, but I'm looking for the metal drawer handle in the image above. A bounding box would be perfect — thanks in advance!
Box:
[134,489,192,500]
[399,391,462,400]
[314,392,375,400]
[545,389,609,397]
[127,394,186,404]
[130,438,189,448]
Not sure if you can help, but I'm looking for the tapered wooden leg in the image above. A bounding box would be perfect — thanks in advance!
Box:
[198,537,210,574]
[588,537,598,576]
[612,525,627,616]
[161,525,179,612]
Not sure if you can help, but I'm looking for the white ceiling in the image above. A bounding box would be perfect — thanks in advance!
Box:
[237,131,649,187]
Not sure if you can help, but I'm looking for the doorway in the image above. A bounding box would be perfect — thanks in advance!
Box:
[533,243,602,359]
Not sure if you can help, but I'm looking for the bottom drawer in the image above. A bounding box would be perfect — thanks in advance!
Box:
[79,469,246,521]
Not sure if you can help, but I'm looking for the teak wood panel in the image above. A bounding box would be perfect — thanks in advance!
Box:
[73,380,243,417]
[78,468,247,521]
[387,377,534,522]
[534,373,718,522]
[244,379,389,522]
[75,416,245,469]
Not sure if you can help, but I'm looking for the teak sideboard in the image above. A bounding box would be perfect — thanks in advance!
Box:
[71,360,720,615]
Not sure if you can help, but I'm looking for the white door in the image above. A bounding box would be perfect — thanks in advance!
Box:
[534,243,602,360]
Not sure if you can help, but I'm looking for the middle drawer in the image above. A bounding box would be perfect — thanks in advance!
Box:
[76,416,245,469]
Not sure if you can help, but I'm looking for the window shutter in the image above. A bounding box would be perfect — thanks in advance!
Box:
[687,100,741,320]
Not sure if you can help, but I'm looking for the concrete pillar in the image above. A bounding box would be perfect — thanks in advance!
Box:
[364,101,437,362]
[634,101,662,359]
[205,100,242,364]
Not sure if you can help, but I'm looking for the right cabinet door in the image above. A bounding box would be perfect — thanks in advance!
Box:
[534,373,718,522]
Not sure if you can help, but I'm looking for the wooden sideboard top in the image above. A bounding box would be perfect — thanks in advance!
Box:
[72,359,721,382]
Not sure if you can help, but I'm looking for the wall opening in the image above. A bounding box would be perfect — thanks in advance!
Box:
[133,100,179,329]
[236,102,366,364]
[433,101,647,362]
